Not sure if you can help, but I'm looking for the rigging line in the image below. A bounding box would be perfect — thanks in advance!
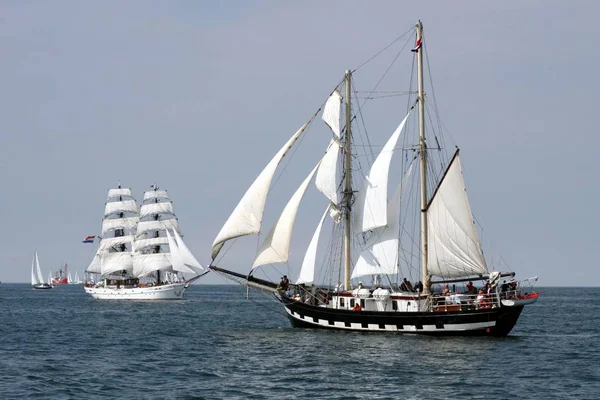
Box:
[356,35,413,113]
[356,93,414,100]
[352,26,416,73]
[424,40,445,153]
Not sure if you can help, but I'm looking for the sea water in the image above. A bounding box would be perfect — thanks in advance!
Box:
[0,285,598,399]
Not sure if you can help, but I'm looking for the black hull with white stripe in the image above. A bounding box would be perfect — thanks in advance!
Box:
[281,297,524,337]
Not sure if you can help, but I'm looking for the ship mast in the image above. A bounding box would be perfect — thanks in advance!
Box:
[343,70,352,291]
[416,20,430,294]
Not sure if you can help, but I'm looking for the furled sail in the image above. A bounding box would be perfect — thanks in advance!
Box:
[296,204,330,285]
[354,111,411,233]
[104,200,138,217]
[426,153,488,278]
[252,162,320,269]
[212,122,309,260]
[102,217,139,235]
[139,202,175,218]
[315,139,340,205]
[351,163,413,279]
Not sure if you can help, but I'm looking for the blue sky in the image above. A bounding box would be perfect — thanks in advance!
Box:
[1,1,598,286]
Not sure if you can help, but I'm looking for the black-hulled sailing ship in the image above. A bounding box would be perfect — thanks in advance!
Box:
[209,21,539,335]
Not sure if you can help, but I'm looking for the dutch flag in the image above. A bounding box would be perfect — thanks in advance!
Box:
[82,235,95,244]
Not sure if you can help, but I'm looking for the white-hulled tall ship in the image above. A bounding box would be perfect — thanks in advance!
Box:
[85,185,208,300]
[209,21,539,336]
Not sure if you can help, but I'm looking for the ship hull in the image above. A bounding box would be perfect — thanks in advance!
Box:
[282,297,524,337]
[52,278,68,285]
[33,284,53,290]
[84,283,187,300]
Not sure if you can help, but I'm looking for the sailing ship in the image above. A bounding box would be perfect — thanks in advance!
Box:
[84,185,208,300]
[51,263,69,285]
[31,251,52,289]
[209,21,539,336]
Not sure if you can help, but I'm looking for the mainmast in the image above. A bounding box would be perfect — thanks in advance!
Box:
[343,70,352,291]
[416,20,430,294]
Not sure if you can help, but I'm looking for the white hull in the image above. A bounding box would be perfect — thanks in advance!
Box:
[84,282,187,300]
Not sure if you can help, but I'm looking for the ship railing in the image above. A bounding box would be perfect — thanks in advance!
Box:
[429,292,501,311]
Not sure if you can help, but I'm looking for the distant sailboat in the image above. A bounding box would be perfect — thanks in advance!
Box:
[31,251,52,289]
[74,271,82,284]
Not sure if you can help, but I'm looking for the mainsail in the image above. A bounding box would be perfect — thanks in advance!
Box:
[426,152,488,278]
[31,251,44,285]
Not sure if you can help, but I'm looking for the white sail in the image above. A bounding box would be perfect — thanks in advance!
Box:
[315,139,340,205]
[133,253,172,277]
[173,229,204,271]
[107,188,134,200]
[426,154,488,278]
[100,252,134,276]
[165,229,197,274]
[354,111,411,233]
[252,162,320,269]
[212,122,309,260]
[165,229,188,273]
[74,271,81,283]
[67,272,73,284]
[98,235,136,252]
[31,251,44,285]
[322,89,342,138]
[104,200,138,217]
[133,236,169,252]
[143,189,170,201]
[101,217,139,235]
[86,252,101,274]
[351,163,413,279]
[296,204,330,285]
[137,219,179,237]
[139,202,175,218]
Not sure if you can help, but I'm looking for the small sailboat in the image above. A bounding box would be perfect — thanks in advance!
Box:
[73,271,82,284]
[84,184,208,300]
[209,20,539,336]
[31,251,52,289]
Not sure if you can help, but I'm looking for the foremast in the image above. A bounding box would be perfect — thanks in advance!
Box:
[416,21,430,295]
[343,70,352,291]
